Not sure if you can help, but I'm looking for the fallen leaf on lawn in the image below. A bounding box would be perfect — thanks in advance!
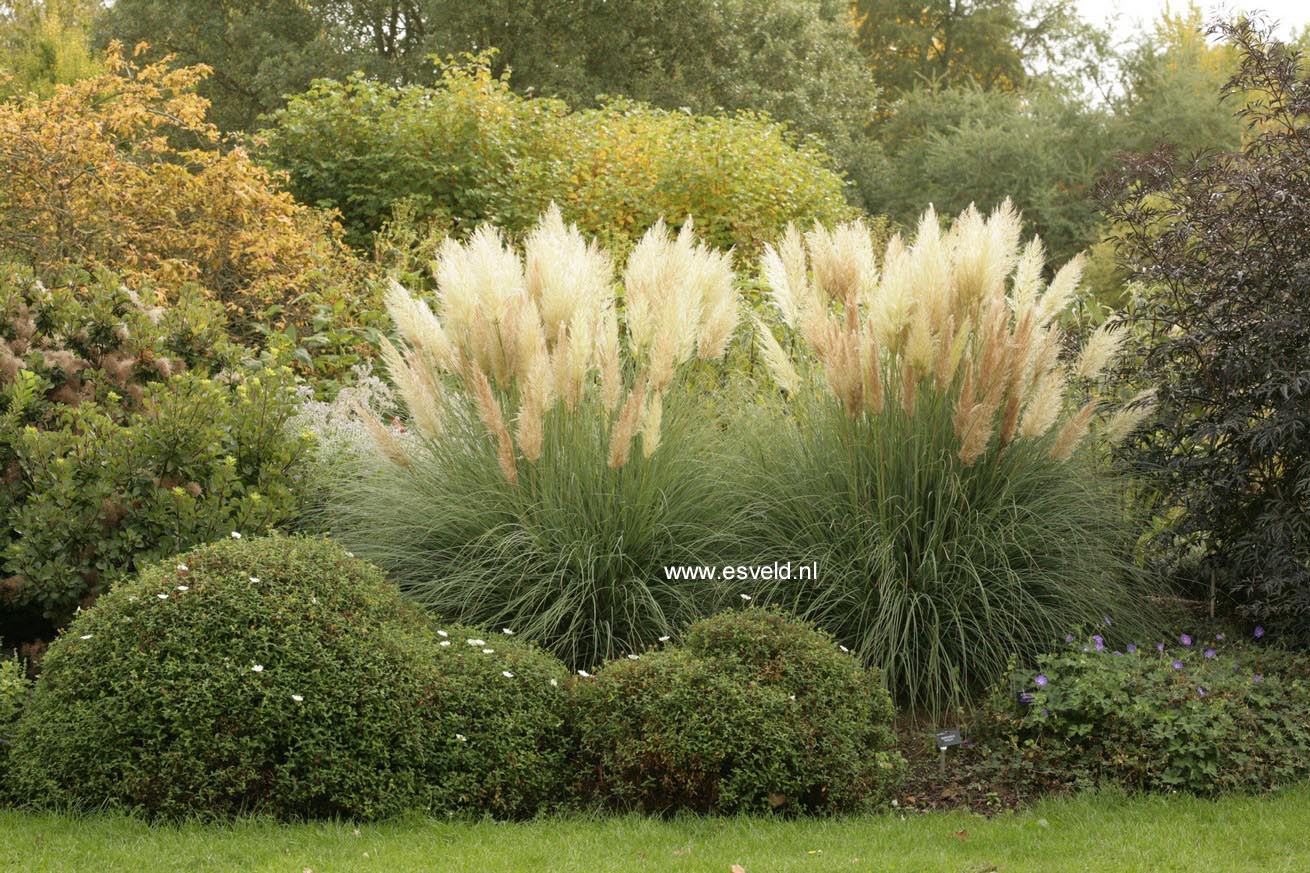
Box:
[731,865,747,873]
[953,829,969,841]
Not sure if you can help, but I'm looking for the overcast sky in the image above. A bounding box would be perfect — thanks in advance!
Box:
[1073,0,1310,41]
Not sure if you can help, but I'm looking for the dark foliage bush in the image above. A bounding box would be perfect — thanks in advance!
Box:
[5,536,570,820]
[0,268,310,645]
[979,630,1310,795]
[1104,20,1310,638]
[571,608,903,815]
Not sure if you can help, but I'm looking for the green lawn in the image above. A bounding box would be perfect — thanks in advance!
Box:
[4,788,1309,872]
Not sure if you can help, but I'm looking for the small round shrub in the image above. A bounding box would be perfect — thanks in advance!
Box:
[571,608,903,815]
[5,535,569,820]
[979,631,1310,795]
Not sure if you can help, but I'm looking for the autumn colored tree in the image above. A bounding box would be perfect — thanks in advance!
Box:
[0,43,366,335]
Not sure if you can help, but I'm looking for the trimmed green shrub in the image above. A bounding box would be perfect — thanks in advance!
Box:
[413,620,572,819]
[5,535,570,820]
[979,630,1310,795]
[571,608,903,816]
[262,56,854,255]
[0,268,312,641]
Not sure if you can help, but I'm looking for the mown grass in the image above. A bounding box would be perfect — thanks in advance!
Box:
[4,787,1310,872]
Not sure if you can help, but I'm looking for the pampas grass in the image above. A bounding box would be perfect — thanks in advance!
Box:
[325,206,741,668]
[734,202,1158,715]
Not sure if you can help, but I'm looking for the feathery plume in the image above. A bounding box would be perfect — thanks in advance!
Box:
[607,379,647,469]
[1050,400,1097,461]
[1100,388,1157,446]
[1075,322,1127,381]
[469,364,518,484]
[753,315,801,395]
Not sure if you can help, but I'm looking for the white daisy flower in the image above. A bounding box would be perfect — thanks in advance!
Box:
[740,593,752,601]
[482,648,495,654]
[230,531,242,539]
[291,694,304,702]
[658,636,671,642]
[578,669,591,677]
[627,654,640,660]
[440,640,451,647]
[251,664,264,673]
[346,552,355,558]
[156,593,169,600]
[549,678,558,687]
[467,639,485,646]
[839,645,849,653]
[455,734,467,742]
[502,628,515,635]
[176,585,189,592]
[249,576,261,583]
[502,671,514,679]
[437,630,448,638]
[176,563,189,572]
[79,634,92,640]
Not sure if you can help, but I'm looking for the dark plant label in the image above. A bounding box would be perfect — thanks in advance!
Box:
[935,730,963,749]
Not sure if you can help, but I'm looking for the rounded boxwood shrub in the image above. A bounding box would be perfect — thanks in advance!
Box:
[571,608,903,815]
[979,631,1310,796]
[5,535,569,819]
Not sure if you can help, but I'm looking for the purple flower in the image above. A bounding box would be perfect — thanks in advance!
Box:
[1093,635,1105,652]
[1104,616,1113,627]
[1215,633,1225,641]
[1156,643,1166,652]
[1254,626,1265,639]
[1198,686,1206,697]
[1172,660,1184,669]
[1204,648,1216,659]
[1065,634,1075,644]
[1126,644,1138,653]
[1035,674,1049,687]
[1019,693,1035,705]
[1041,708,1050,716]
[1112,650,1123,655]
[1082,646,1090,653]
[1254,674,1263,683]
[1180,634,1193,646]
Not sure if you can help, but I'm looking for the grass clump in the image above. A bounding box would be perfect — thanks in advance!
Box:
[325,207,740,669]
[734,203,1157,715]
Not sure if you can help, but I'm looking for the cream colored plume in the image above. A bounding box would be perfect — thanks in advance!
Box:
[371,208,740,480]
[756,201,1138,467]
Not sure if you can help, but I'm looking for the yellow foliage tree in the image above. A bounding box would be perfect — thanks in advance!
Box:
[0,43,366,334]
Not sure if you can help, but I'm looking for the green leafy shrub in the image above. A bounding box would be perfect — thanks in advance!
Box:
[979,629,1310,795]
[324,211,741,669]
[571,608,903,815]
[0,269,311,642]
[732,204,1159,715]
[5,535,571,819]
[262,55,854,256]
[0,654,29,797]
